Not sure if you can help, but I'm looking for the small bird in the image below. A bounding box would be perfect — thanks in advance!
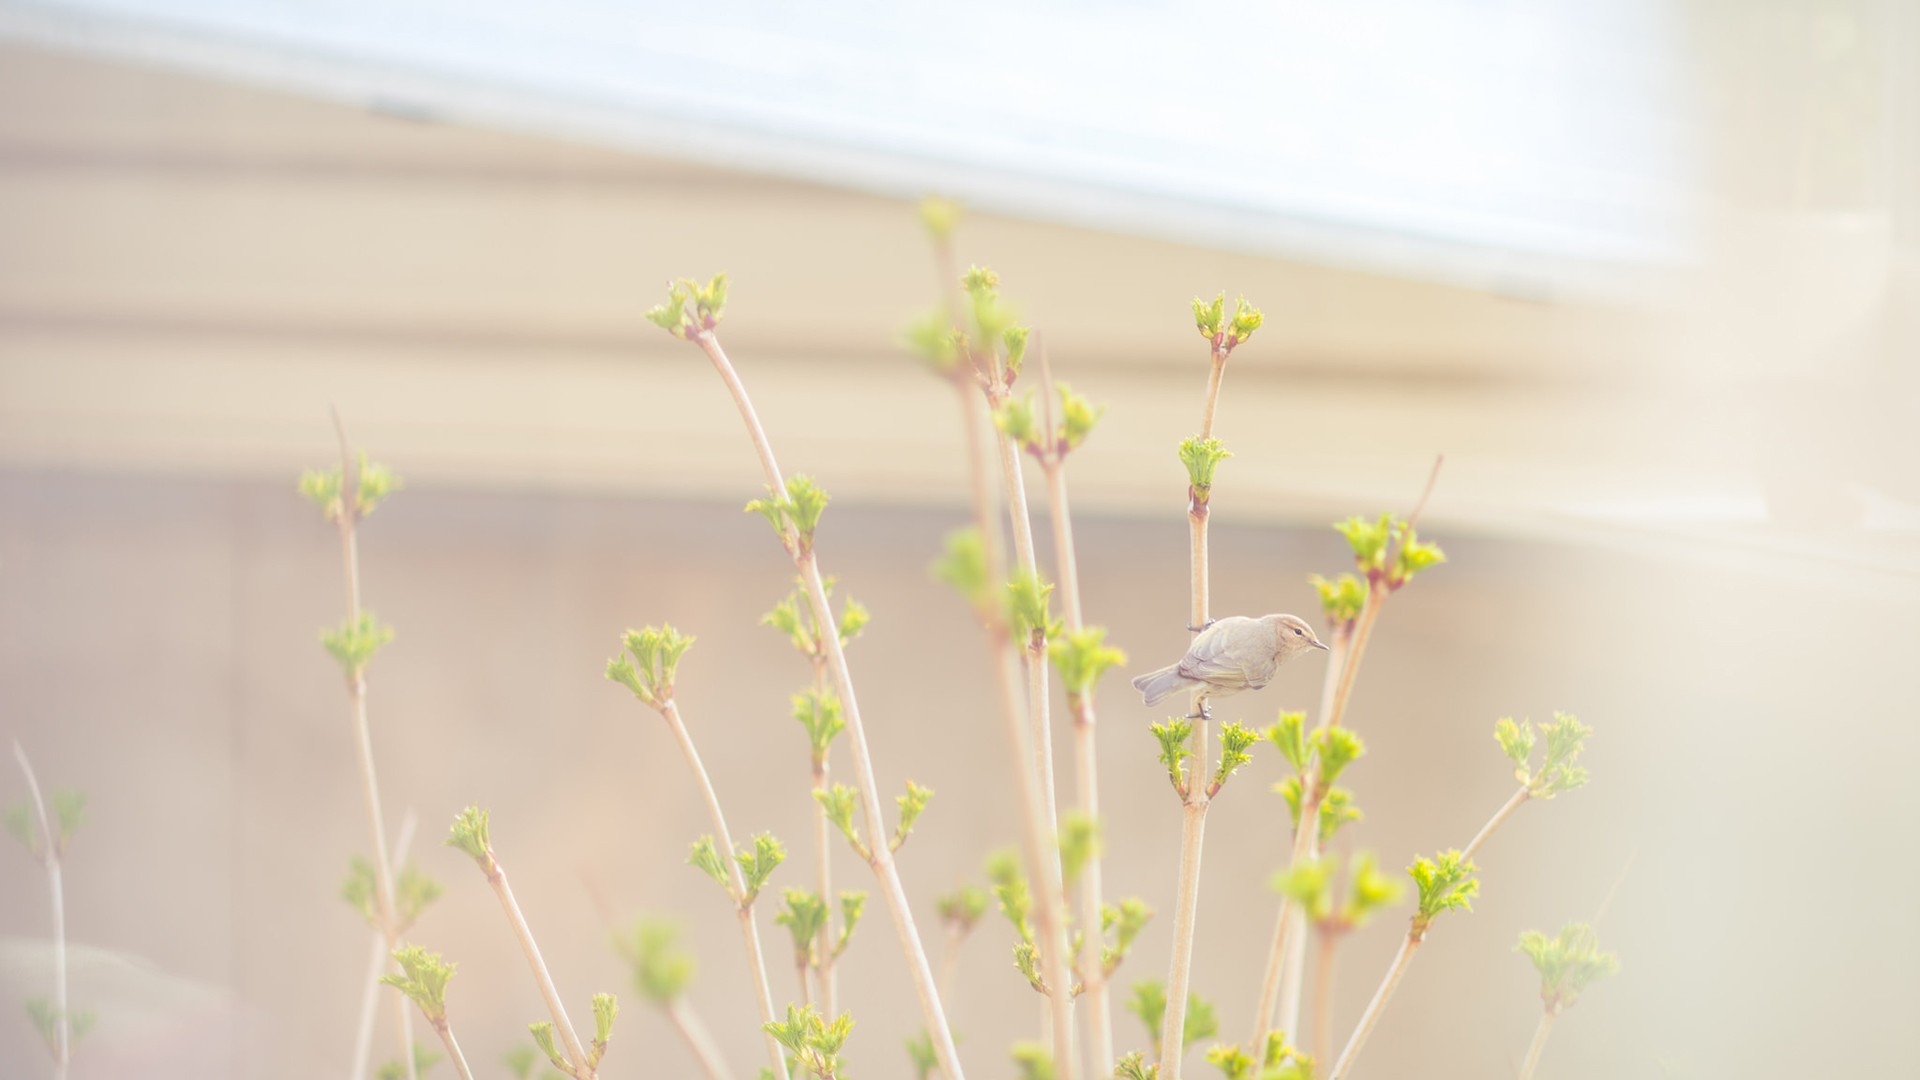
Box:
[1132,614,1329,715]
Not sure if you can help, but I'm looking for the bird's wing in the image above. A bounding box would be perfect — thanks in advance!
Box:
[1177,618,1254,684]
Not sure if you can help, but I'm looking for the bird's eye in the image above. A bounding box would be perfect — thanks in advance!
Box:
[1293,628,1303,636]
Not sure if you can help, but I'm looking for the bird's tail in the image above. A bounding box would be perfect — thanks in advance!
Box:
[1132,664,1192,707]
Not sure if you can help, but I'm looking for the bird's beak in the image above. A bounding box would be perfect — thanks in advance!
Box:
[1311,639,1330,651]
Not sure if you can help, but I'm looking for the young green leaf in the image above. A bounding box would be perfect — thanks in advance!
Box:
[813,783,866,858]
[620,918,696,1003]
[1054,382,1106,453]
[1006,571,1062,643]
[906,1029,939,1080]
[1050,627,1128,701]
[933,528,991,612]
[445,806,493,867]
[607,624,697,708]
[936,885,992,933]
[688,835,731,892]
[379,945,456,1026]
[1409,849,1480,936]
[892,781,934,852]
[775,888,829,966]
[735,832,786,902]
[322,612,395,679]
[793,690,846,763]
[1191,292,1227,339]
[589,992,618,1066]
[1226,297,1263,347]
[835,891,867,956]
[1151,719,1195,792]
[528,1020,567,1072]
[1211,721,1259,793]
[1012,1040,1055,1080]
[1311,726,1365,787]
[1178,437,1232,503]
[1058,811,1100,890]
[1517,922,1620,1012]
[1310,572,1368,627]
[1266,711,1309,773]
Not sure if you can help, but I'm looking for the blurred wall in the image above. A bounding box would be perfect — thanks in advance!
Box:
[3,467,1917,1079]
[2,14,1918,1080]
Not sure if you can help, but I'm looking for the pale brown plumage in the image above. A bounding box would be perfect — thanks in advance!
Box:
[1131,613,1330,714]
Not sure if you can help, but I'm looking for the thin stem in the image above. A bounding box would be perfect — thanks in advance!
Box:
[1160,340,1230,1080]
[1199,354,1228,441]
[1158,798,1208,1079]
[483,860,591,1077]
[993,408,1059,846]
[957,385,1076,1080]
[1037,348,1115,1076]
[12,743,68,1079]
[1463,787,1531,862]
[660,700,790,1080]
[431,1022,477,1080]
[354,810,419,1080]
[812,757,837,1017]
[1069,700,1111,1076]
[939,925,964,1005]
[1327,932,1422,1080]
[1312,931,1339,1061]
[328,415,418,1080]
[694,330,966,1080]
[1251,782,1321,1046]
[1518,1009,1559,1080]
[668,999,736,1080]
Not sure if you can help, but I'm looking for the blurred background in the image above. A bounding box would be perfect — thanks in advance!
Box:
[2,1,1917,1078]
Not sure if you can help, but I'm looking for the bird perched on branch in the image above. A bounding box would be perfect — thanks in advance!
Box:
[1132,614,1329,716]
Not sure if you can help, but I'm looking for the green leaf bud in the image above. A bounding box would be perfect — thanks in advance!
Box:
[1266,711,1309,772]
[996,392,1044,455]
[322,612,395,680]
[1054,382,1106,453]
[1409,849,1479,936]
[1210,721,1260,794]
[920,196,961,241]
[1310,572,1368,627]
[1517,922,1620,1012]
[643,279,693,339]
[1006,571,1061,643]
[1227,296,1263,347]
[1003,325,1030,377]
[445,806,493,867]
[589,992,618,1066]
[529,1020,567,1072]
[1178,436,1232,504]
[607,624,696,708]
[735,832,786,902]
[688,835,730,892]
[379,945,455,1026]
[792,689,846,762]
[813,784,866,858]
[1049,627,1128,701]
[1191,292,1226,339]
[904,309,963,375]
[621,918,695,1003]
[891,781,934,851]
[1151,719,1195,793]
[932,528,991,612]
[935,885,991,932]
[1311,725,1366,787]
[835,890,867,956]
[1058,810,1100,890]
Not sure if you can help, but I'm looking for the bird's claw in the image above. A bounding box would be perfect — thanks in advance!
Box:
[1186,619,1216,632]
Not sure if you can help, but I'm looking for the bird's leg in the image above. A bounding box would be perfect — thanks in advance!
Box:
[1184,700,1213,721]
[1186,618,1216,632]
